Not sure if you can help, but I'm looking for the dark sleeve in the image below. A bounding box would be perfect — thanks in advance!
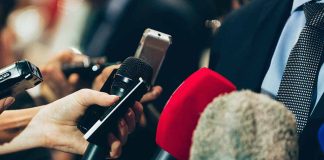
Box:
[8,91,36,110]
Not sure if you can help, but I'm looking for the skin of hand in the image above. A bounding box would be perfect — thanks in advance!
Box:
[41,50,88,101]
[92,66,163,103]
[92,64,121,91]
[0,97,15,114]
[0,107,40,144]
[0,89,143,159]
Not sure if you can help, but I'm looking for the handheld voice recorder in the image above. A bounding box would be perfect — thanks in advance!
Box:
[0,60,42,98]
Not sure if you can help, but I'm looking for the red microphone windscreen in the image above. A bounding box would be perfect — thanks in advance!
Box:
[156,68,236,160]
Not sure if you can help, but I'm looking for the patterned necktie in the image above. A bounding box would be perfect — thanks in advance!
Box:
[277,1,324,134]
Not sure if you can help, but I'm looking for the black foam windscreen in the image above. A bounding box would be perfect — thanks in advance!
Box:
[116,57,153,83]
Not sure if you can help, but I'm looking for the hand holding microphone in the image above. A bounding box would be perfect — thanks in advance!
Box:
[0,89,138,157]
[0,57,146,158]
[79,57,153,160]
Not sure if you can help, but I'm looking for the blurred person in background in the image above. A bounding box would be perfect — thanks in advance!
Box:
[77,0,248,159]
[79,0,219,159]
[79,0,250,111]
[0,0,65,159]
[80,0,214,112]
[0,1,161,160]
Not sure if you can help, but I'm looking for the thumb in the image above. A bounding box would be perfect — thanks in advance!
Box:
[72,89,119,110]
[57,51,76,62]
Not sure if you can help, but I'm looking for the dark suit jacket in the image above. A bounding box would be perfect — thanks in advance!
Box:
[210,0,324,159]
[81,0,218,111]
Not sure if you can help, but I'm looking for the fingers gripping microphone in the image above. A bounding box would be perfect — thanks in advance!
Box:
[78,57,153,133]
[156,68,236,160]
[80,57,153,160]
[190,91,298,160]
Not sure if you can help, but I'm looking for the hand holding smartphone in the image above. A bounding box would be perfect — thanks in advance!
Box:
[134,28,172,84]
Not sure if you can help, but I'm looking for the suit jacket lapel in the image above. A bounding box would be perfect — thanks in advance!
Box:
[249,0,324,121]
[237,0,293,91]
[311,95,324,119]
[213,0,293,92]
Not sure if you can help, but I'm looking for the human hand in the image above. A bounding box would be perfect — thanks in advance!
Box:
[92,64,121,91]
[0,107,40,144]
[41,50,87,101]
[5,89,143,158]
[140,86,163,103]
[0,97,15,114]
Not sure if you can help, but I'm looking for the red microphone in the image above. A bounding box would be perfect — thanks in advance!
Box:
[156,68,236,160]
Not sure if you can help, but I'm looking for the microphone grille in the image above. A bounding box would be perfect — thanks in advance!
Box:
[116,57,153,83]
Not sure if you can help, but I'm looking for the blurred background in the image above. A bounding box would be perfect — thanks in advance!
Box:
[0,0,250,159]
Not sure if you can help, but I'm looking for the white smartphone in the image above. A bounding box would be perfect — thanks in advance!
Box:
[134,28,172,84]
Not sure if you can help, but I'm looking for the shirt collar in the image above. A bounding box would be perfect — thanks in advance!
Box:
[292,0,324,13]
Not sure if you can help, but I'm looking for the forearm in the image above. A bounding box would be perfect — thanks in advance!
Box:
[0,106,45,154]
[0,122,43,154]
[0,107,41,143]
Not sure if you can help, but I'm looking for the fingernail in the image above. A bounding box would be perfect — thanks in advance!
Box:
[153,89,160,95]
[110,95,120,100]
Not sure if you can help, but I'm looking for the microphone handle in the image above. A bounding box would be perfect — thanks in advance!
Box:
[81,143,107,160]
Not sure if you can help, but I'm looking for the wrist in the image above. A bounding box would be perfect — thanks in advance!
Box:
[21,105,48,149]
[0,120,43,154]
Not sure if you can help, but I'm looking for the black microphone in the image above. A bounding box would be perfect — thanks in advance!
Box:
[80,57,153,160]
[110,57,153,97]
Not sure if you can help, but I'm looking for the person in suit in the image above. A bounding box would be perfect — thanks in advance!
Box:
[210,0,324,159]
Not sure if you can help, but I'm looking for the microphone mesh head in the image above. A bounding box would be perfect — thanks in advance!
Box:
[190,90,298,160]
[116,57,153,83]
